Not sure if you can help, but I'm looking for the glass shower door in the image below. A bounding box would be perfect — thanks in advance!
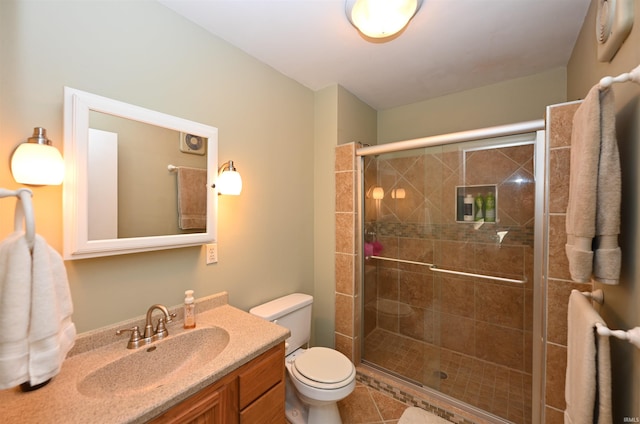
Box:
[361,134,536,423]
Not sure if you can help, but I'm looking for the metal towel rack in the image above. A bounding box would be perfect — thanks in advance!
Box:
[0,188,35,250]
[580,290,640,349]
[368,255,526,284]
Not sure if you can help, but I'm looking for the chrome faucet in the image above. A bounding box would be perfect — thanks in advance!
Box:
[116,304,177,349]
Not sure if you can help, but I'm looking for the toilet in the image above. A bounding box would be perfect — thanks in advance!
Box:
[250,293,356,424]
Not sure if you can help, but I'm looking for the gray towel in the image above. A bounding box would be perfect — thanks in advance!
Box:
[565,85,621,284]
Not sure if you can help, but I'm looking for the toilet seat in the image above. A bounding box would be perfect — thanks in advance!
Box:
[291,347,355,390]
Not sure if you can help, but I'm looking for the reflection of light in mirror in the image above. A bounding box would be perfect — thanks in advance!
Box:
[391,188,405,199]
[372,187,384,200]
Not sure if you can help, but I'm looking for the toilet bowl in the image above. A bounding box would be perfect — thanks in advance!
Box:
[285,347,355,423]
[249,293,356,424]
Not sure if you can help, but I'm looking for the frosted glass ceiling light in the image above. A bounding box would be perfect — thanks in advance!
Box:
[11,127,65,185]
[346,0,422,39]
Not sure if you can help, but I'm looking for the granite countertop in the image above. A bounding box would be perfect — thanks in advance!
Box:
[0,292,289,423]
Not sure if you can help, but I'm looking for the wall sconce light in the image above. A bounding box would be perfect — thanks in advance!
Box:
[391,188,406,199]
[11,127,65,186]
[217,160,243,195]
[367,186,385,200]
[346,0,423,39]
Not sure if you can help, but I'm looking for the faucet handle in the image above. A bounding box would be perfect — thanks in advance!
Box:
[155,318,168,338]
[116,325,143,349]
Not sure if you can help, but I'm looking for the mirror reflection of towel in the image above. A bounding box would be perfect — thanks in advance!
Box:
[177,167,207,230]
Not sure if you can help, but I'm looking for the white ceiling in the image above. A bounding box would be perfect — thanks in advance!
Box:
[158,0,591,110]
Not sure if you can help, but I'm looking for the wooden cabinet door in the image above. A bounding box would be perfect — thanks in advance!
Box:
[149,376,238,424]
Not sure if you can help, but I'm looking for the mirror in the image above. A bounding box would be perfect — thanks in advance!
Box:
[63,87,218,260]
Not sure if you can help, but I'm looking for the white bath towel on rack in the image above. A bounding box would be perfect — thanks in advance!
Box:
[28,234,76,386]
[0,232,76,389]
[565,290,612,424]
[0,232,32,389]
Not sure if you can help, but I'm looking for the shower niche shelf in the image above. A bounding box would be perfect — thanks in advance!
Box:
[456,185,497,223]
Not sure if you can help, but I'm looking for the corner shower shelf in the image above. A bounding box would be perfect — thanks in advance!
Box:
[367,255,526,284]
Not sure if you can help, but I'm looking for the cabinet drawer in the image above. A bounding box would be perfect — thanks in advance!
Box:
[240,380,285,424]
[238,343,284,410]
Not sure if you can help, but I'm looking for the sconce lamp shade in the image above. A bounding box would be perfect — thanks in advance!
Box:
[11,128,65,185]
[217,160,243,195]
[346,0,422,39]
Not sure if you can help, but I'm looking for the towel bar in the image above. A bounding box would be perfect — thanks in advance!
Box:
[0,188,35,250]
[595,323,640,349]
[598,63,640,90]
[581,289,604,305]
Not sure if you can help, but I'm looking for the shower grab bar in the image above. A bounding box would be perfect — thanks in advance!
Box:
[368,255,526,284]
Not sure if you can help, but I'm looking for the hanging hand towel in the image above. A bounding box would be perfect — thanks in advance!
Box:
[564,290,612,424]
[565,85,621,284]
[27,234,76,386]
[0,232,32,389]
[177,166,207,230]
[0,232,76,390]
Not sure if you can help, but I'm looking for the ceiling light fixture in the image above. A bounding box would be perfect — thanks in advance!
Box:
[346,0,423,39]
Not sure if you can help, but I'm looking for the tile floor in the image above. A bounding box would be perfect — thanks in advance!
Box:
[362,328,532,424]
[338,381,415,424]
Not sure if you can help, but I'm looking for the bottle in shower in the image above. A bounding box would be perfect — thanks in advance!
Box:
[474,193,484,221]
[463,194,474,221]
[485,191,496,222]
[184,290,196,329]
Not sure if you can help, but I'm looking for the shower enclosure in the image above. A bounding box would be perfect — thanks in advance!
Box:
[357,123,545,424]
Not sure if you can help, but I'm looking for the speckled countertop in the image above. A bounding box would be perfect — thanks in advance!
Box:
[0,292,289,423]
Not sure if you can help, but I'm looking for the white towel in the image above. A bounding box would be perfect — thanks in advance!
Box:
[565,86,621,284]
[564,290,612,424]
[0,232,32,389]
[0,232,76,389]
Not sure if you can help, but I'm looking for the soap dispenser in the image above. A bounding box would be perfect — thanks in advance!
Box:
[184,290,196,329]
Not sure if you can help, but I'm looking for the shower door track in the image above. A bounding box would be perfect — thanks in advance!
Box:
[367,255,527,284]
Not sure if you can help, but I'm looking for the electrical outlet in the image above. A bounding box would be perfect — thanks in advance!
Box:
[206,243,218,264]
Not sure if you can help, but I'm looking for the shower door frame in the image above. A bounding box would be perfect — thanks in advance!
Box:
[355,120,548,424]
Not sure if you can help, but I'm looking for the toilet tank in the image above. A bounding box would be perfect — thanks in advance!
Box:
[249,293,313,355]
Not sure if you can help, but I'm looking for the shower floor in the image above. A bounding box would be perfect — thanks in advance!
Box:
[363,328,532,424]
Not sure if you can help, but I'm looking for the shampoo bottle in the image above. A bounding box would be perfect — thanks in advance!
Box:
[463,194,474,221]
[474,193,484,221]
[184,290,196,329]
[485,191,496,222]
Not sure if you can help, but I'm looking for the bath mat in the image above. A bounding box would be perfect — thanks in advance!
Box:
[398,407,451,424]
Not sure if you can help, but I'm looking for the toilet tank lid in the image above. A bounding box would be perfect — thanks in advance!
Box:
[249,293,313,321]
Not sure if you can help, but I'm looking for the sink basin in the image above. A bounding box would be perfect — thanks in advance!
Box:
[77,326,229,398]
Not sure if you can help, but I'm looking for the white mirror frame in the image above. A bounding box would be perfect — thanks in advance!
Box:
[63,86,218,260]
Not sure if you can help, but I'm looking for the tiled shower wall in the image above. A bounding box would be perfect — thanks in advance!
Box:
[334,101,586,423]
[543,102,593,424]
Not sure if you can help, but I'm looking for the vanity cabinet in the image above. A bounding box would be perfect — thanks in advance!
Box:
[149,343,285,424]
